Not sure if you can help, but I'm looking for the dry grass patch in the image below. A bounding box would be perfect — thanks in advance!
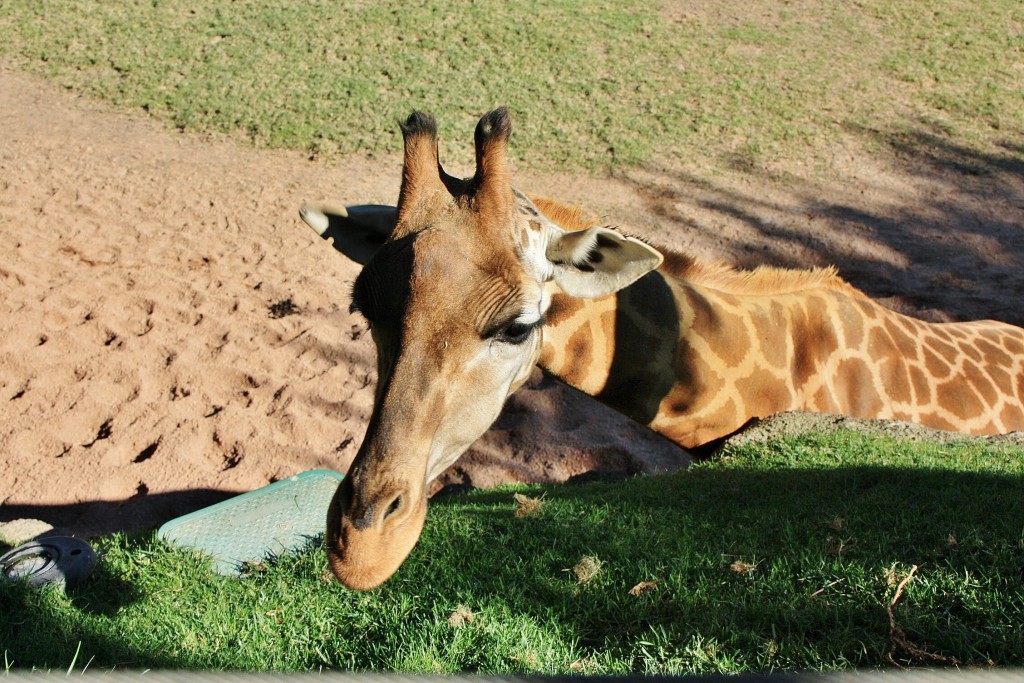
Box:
[570,555,604,584]
[513,492,545,517]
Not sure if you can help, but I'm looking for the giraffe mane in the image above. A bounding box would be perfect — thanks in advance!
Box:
[529,195,602,232]
[531,195,870,299]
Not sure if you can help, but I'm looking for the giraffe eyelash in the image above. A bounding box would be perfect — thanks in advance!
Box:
[487,315,544,345]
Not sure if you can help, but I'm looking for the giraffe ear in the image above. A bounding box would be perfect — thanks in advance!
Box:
[546,227,663,298]
[299,202,397,266]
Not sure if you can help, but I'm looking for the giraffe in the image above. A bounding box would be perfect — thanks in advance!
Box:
[300,108,1024,590]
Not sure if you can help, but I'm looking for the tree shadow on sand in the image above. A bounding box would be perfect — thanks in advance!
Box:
[620,122,1024,326]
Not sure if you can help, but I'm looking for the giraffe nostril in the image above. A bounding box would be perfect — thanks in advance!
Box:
[383,494,404,522]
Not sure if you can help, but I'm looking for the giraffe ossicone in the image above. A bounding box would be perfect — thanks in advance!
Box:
[300,108,1024,590]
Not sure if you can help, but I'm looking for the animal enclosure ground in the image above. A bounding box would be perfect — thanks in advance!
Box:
[1,0,1022,671]
[1,60,1023,537]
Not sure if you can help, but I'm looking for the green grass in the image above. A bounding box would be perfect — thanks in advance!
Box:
[0,0,1020,171]
[4,430,1023,673]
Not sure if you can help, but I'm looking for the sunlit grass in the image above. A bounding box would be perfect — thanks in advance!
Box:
[0,0,1020,171]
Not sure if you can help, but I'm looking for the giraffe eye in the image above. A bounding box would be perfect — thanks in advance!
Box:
[498,320,538,345]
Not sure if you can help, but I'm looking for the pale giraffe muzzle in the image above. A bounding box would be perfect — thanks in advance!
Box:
[325,473,427,591]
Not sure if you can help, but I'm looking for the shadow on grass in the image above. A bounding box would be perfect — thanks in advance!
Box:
[411,457,1024,668]
[0,535,179,670]
[2,450,1023,670]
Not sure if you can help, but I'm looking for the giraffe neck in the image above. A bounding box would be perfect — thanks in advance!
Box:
[539,268,1024,448]
[539,270,800,447]
[539,270,681,425]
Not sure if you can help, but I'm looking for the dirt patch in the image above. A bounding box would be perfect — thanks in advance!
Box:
[724,411,1024,451]
[1,67,1022,538]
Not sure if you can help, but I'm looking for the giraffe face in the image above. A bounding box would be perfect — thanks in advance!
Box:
[314,109,662,590]
[327,224,545,590]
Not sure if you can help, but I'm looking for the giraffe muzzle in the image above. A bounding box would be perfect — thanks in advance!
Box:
[325,474,428,591]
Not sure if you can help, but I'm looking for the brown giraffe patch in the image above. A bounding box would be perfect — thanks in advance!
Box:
[923,412,960,432]
[1001,403,1024,427]
[834,356,884,418]
[855,298,880,321]
[936,378,987,422]
[562,323,595,388]
[884,317,919,360]
[664,340,713,416]
[751,302,790,369]
[943,325,965,340]
[791,302,838,390]
[809,384,840,413]
[691,395,741,444]
[839,307,865,349]
[866,325,888,358]
[956,339,984,364]
[1003,336,1024,356]
[975,337,1012,368]
[682,286,717,337]
[909,365,933,405]
[964,360,999,407]
[922,344,954,381]
[711,308,751,368]
[544,292,586,327]
[882,355,913,406]
[935,333,971,363]
[894,314,920,335]
[987,365,1015,396]
[735,367,792,418]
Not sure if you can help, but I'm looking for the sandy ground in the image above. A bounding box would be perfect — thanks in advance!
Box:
[1,67,1022,539]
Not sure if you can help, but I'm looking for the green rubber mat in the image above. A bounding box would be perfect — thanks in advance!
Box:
[158,469,343,576]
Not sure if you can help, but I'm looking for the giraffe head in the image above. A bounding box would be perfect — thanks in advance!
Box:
[308,108,662,590]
